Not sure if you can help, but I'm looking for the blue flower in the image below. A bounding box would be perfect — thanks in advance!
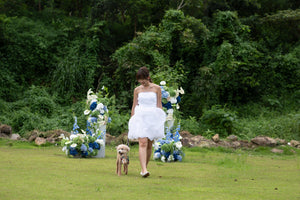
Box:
[176,155,182,162]
[81,144,87,152]
[162,102,172,109]
[173,132,180,142]
[90,117,97,123]
[88,147,94,152]
[108,117,112,123]
[94,142,100,150]
[162,90,169,99]
[81,151,88,157]
[72,117,80,134]
[103,106,108,111]
[86,128,92,135]
[90,102,97,111]
[176,96,181,103]
[69,147,78,156]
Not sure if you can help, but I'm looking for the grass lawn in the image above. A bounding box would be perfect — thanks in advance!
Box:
[0,139,300,200]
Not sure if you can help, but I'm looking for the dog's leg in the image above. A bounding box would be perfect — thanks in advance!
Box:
[124,164,128,175]
[116,156,121,176]
[118,159,122,176]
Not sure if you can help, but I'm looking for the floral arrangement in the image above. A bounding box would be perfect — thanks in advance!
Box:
[153,125,184,162]
[61,88,110,157]
[160,81,184,122]
[153,81,185,162]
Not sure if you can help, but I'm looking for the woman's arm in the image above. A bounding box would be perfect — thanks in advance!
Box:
[156,85,163,109]
[131,88,139,117]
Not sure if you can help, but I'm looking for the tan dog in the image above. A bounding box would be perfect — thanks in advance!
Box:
[116,144,130,176]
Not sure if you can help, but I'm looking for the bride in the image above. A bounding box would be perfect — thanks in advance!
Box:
[128,67,166,178]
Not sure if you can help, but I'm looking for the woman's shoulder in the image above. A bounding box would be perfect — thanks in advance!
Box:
[151,83,161,91]
[134,85,143,93]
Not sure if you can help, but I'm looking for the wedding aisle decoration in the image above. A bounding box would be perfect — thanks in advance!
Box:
[61,88,111,158]
[153,81,185,162]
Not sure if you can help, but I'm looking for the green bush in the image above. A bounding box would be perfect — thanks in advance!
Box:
[200,105,237,137]
[237,112,300,141]
[23,86,56,117]
[181,116,201,135]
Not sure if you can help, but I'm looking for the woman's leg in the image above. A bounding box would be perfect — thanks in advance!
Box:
[138,137,148,173]
[146,139,153,166]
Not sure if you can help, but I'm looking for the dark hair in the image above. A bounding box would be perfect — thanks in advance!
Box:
[136,67,152,82]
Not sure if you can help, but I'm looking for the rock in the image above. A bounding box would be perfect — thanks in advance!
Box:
[0,133,10,139]
[271,148,284,154]
[198,140,215,148]
[289,140,300,148]
[28,131,38,142]
[46,137,56,144]
[239,140,252,148]
[0,124,12,136]
[180,131,194,138]
[231,141,241,149]
[105,133,116,145]
[35,137,47,145]
[217,140,232,148]
[116,132,138,145]
[275,138,286,145]
[251,136,277,147]
[227,135,238,141]
[212,134,220,143]
[10,134,21,140]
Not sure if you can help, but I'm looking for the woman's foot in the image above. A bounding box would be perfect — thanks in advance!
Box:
[140,171,150,178]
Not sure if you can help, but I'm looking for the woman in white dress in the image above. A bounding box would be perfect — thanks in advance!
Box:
[128,67,166,177]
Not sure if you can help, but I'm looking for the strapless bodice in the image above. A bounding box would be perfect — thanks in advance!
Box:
[138,92,157,107]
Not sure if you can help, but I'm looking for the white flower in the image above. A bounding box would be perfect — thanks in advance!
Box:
[81,130,86,134]
[70,143,77,148]
[166,113,173,121]
[153,152,161,159]
[65,141,72,145]
[176,104,180,109]
[89,95,98,101]
[84,110,90,115]
[170,97,177,104]
[175,141,182,150]
[178,87,184,94]
[70,134,78,140]
[101,86,105,90]
[168,155,174,162]
[161,156,166,162]
[160,81,166,86]
[96,139,105,146]
[98,115,104,120]
[96,103,104,110]
[100,109,105,114]
[153,142,161,150]
[62,146,67,152]
[99,120,106,126]
[59,134,65,139]
[90,99,97,105]
[167,109,173,114]
[288,142,291,146]
[87,88,93,96]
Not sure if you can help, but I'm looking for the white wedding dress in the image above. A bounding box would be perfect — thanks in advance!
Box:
[128,92,166,141]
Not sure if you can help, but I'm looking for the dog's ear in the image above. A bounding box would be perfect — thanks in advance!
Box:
[126,146,130,151]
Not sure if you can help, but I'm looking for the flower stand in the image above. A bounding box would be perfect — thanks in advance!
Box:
[94,125,106,158]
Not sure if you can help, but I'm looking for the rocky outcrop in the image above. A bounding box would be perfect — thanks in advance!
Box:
[0,125,299,151]
[0,124,12,138]
[251,136,277,147]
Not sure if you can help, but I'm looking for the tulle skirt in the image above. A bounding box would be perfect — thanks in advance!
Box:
[128,106,166,141]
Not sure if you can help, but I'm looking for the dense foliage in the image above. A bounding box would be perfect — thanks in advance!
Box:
[0,0,299,140]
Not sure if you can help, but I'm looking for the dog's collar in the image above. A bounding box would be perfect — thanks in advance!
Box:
[121,155,129,164]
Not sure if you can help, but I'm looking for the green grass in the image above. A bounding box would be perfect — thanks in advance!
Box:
[1,139,300,200]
